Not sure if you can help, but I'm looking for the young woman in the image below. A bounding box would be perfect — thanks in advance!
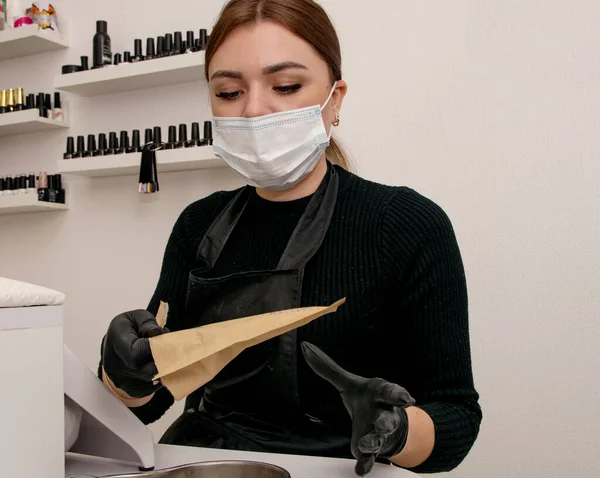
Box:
[100,0,482,475]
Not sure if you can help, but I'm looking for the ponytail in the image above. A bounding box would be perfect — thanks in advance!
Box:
[326,136,353,172]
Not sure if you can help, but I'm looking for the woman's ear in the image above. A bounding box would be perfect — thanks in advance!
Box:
[331,79,348,118]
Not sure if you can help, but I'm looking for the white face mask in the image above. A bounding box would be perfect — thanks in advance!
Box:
[212,82,337,191]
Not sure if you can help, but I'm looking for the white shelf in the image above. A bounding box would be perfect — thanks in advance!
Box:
[58,146,224,178]
[54,52,206,97]
[0,194,68,215]
[0,25,68,61]
[0,109,69,137]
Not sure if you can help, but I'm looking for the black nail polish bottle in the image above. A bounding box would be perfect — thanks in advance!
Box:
[176,123,187,149]
[173,32,183,55]
[44,93,52,119]
[187,122,201,147]
[144,128,153,147]
[88,134,100,157]
[132,39,144,62]
[51,174,64,204]
[165,125,177,150]
[156,36,165,58]
[198,29,208,51]
[164,34,173,56]
[73,135,86,158]
[153,126,162,145]
[114,53,122,65]
[81,55,89,71]
[123,51,132,63]
[28,173,37,194]
[186,31,195,53]
[98,133,108,156]
[119,130,129,153]
[201,121,213,146]
[64,136,75,159]
[146,38,156,60]
[26,94,35,109]
[107,132,118,155]
[128,129,141,153]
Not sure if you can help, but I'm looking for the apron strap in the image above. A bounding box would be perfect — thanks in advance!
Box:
[277,163,339,271]
[195,186,253,267]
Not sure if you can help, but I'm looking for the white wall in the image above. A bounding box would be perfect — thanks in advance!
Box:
[1,1,598,477]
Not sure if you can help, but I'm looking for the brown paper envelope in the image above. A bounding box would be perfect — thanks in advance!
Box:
[149,298,346,401]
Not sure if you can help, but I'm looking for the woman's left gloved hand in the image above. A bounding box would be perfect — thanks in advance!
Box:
[301,342,416,476]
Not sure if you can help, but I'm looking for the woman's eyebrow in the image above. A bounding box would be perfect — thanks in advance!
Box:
[210,61,309,81]
[211,70,244,81]
[263,61,309,75]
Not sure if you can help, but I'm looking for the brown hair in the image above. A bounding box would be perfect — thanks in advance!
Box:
[205,0,352,171]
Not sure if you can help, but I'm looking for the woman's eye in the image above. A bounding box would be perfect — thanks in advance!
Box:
[274,84,302,95]
[215,91,241,100]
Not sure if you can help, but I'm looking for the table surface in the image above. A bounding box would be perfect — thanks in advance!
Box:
[65,444,419,477]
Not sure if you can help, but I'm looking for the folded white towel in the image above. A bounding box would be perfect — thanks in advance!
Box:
[0,277,65,308]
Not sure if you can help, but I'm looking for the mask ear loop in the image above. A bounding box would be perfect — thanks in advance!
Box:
[321,81,338,141]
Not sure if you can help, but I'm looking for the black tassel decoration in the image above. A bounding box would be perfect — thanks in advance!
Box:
[139,127,163,194]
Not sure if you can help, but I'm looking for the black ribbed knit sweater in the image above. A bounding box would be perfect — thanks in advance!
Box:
[124,166,481,473]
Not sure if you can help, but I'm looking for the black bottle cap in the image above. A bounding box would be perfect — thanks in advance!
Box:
[66,136,74,155]
[146,38,155,57]
[156,36,165,56]
[87,134,96,152]
[186,31,194,50]
[45,93,51,109]
[62,64,82,74]
[191,122,200,140]
[153,126,162,144]
[144,128,153,145]
[134,39,143,57]
[76,135,85,152]
[28,174,36,188]
[48,174,55,191]
[55,174,62,190]
[120,130,130,149]
[179,123,188,142]
[26,93,35,109]
[81,56,89,70]
[123,51,131,63]
[54,92,61,109]
[181,41,187,52]
[174,31,183,53]
[131,129,141,148]
[114,53,122,65]
[203,121,213,140]
[164,33,173,53]
[198,29,208,50]
[168,125,176,143]
[98,133,108,150]
[97,20,108,33]
[109,132,118,149]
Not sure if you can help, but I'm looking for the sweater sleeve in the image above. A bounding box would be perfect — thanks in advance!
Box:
[381,188,482,473]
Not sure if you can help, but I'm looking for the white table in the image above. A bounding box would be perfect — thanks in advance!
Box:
[65,444,419,477]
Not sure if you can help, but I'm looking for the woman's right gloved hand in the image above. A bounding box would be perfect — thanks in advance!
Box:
[102,309,167,399]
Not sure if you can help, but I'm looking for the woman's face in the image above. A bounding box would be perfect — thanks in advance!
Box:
[208,21,347,133]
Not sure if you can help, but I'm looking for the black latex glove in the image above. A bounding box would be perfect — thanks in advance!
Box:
[301,342,416,476]
[102,309,167,398]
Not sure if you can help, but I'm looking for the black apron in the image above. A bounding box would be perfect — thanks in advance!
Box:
[160,163,351,458]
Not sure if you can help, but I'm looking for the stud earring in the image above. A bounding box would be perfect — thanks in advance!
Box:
[332,113,340,127]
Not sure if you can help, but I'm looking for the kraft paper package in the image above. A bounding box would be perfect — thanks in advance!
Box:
[149,299,346,401]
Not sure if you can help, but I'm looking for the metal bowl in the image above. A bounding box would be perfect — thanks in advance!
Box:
[105,460,291,478]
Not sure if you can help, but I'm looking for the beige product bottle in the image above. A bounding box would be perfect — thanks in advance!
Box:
[6,88,15,112]
[0,90,7,113]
